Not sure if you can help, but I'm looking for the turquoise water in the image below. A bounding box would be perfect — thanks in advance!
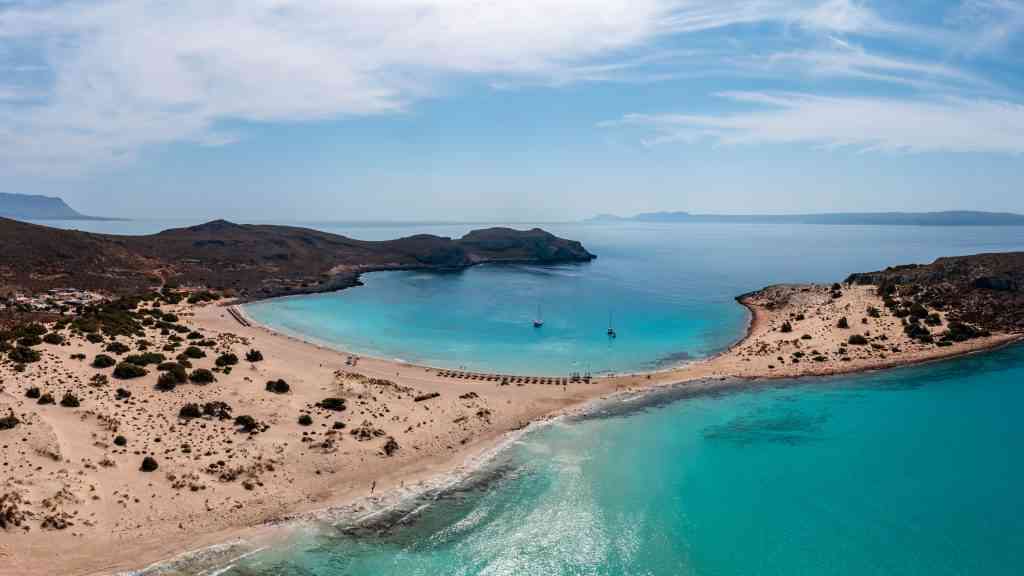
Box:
[217,343,1024,576]
[246,223,1024,374]
[39,219,1024,574]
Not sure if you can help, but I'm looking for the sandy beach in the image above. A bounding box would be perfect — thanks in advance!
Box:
[1,282,1019,575]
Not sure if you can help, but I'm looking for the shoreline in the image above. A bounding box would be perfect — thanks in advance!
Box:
[2,282,1020,576]
[129,317,1024,576]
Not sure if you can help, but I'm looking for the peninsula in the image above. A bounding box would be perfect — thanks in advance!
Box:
[1,221,1021,575]
[0,218,595,297]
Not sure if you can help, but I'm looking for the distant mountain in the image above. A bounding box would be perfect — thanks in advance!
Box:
[586,211,1024,226]
[0,192,111,220]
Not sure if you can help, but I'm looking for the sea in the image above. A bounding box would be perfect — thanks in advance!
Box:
[36,219,1024,575]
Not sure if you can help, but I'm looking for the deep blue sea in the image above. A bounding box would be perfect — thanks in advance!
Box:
[37,219,1024,575]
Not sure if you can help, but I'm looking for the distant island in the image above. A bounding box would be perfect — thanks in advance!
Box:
[0,192,114,221]
[587,210,1024,226]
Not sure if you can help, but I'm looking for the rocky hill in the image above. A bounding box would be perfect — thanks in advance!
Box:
[0,192,107,220]
[846,252,1024,333]
[0,218,595,298]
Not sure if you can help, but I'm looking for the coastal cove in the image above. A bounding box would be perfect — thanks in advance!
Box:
[242,221,1024,375]
[3,220,1024,576]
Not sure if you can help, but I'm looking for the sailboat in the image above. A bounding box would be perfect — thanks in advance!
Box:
[606,311,617,338]
[533,304,544,328]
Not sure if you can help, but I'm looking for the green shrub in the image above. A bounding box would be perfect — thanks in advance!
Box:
[942,321,988,343]
[189,368,215,384]
[113,362,148,379]
[0,410,19,430]
[59,392,80,408]
[124,352,165,366]
[317,398,347,411]
[92,354,117,369]
[17,335,42,347]
[186,290,220,304]
[140,456,159,472]
[215,352,239,367]
[245,349,264,362]
[183,346,206,359]
[234,415,259,432]
[265,379,290,394]
[86,333,105,344]
[43,333,64,345]
[780,321,793,333]
[837,317,849,329]
[203,401,233,420]
[9,346,41,363]
[156,371,179,391]
[15,323,47,337]
[105,341,130,354]
[848,334,869,345]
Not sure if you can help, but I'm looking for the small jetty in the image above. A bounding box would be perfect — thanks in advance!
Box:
[227,305,251,327]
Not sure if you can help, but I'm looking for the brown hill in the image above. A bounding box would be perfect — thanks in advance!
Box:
[0,218,595,299]
[846,252,1024,333]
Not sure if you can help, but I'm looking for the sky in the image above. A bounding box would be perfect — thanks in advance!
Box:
[0,0,1022,221]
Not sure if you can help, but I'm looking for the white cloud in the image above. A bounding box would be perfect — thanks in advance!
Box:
[0,0,1017,174]
[948,0,1024,55]
[0,0,689,173]
[602,91,1024,154]
[764,38,994,93]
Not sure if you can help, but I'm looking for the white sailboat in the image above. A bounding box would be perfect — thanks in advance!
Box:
[533,304,544,328]
[607,311,616,338]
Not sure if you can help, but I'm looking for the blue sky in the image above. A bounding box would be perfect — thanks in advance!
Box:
[1,0,1022,221]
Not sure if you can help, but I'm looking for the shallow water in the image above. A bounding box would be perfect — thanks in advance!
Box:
[45,219,1024,575]
[205,343,1024,576]
[246,222,1024,374]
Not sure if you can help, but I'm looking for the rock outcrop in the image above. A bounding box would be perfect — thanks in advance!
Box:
[846,252,1024,333]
